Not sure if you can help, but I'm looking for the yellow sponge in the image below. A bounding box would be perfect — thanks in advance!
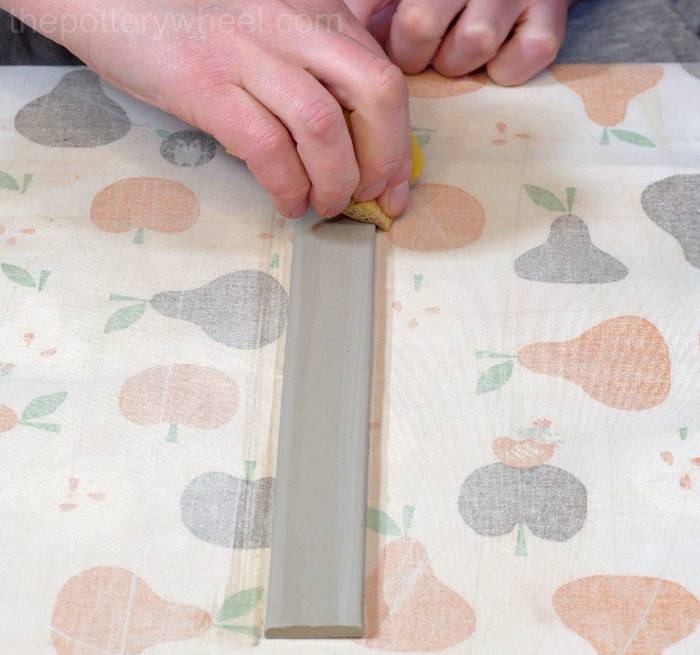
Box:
[341,111,424,231]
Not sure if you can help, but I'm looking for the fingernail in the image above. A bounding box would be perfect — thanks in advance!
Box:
[288,199,309,219]
[321,202,348,218]
[386,181,410,217]
[277,198,308,219]
[355,180,388,202]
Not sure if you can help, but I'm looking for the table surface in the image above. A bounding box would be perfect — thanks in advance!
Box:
[0,64,699,655]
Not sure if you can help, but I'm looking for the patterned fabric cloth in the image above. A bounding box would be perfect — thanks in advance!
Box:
[0,64,699,655]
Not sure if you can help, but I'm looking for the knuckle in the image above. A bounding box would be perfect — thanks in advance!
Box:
[369,60,408,109]
[367,154,405,180]
[298,97,343,141]
[460,23,501,57]
[251,124,289,157]
[315,175,358,207]
[322,171,360,200]
[522,32,561,62]
[397,3,442,42]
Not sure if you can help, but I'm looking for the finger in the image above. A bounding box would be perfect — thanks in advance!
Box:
[344,0,395,29]
[304,34,411,214]
[241,56,360,218]
[433,0,524,77]
[367,0,399,45]
[378,159,411,217]
[331,2,390,56]
[386,0,465,74]
[192,86,310,218]
[486,0,566,86]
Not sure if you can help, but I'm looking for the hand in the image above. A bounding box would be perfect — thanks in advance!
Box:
[347,0,573,86]
[5,0,412,218]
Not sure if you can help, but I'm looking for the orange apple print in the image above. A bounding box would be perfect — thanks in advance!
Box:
[551,64,663,146]
[0,404,18,432]
[119,364,238,442]
[553,575,700,654]
[387,183,485,251]
[91,177,199,244]
[51,567,265,654]
[364,505,475,651]
[476,316,671,411]
[406,68,486,98]
[493,423,556,469]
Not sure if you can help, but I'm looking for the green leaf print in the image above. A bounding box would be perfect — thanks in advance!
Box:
[367,508,402,536]
[402,505,415,535]
[104,303,146,333]
[21,391,67,422]
[476,361,514,394]
[21,421,61,432]
[37,270,50,291]
[217,625,261,637]
[476,351,514,359]
[20,174,33,194]
[1,263,35,287]
[609,129,655,147]
[216,587,264,623]
[0,172,20,191]
[523,185,566,212]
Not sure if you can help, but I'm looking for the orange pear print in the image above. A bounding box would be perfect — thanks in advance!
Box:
[364,506,475,651]
[553,575,700,654]
[91,177,199,244]
[476,316,671,411]
[119,364,238,442]
[51,567,265,654]
[551,64,663,146]
[517,316,670,410]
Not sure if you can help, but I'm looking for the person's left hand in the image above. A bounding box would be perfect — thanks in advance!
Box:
[345,0,573,86]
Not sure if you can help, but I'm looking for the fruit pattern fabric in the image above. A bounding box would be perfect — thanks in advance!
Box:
[0,64,699,655]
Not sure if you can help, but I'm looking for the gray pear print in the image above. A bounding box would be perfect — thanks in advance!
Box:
[181,465,273,548]
[15,70,131,147]
[515,215,628,283]
[458,463,586,555]
[160,130,217,167]
[150,270,288,349]
[641,174,700,269]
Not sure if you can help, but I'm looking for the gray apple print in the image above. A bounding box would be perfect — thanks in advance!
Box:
[458,463,587,556]
[181,462,274,548]
[160,129,217,167]
[641,174,699,269]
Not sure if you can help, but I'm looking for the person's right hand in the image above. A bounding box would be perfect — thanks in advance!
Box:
[8,0,412,218]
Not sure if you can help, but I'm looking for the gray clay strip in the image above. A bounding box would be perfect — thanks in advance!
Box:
[265,216,375,639]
